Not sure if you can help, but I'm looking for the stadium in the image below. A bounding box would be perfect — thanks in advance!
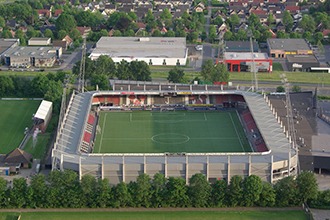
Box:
[52,80,297,185]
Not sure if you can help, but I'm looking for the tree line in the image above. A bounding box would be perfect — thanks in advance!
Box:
[73,55,151,90]
[0,71,66,112]
[0,170,324,209]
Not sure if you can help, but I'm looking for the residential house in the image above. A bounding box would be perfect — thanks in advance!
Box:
[53,35,73,51]
[6,19,18,30]
[158,4,173,12]
[285,5,300,14]
[37,9,52,19]
[322,29,330,39]
[1,148,32,173]
[76,26,92,38]
[53,9,63,19]
[118,4,134,13]
[194,2,205,13]
[104,4,117,15]
[117,0,134,5]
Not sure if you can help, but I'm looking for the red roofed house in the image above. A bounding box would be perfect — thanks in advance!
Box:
[76,26,92,38]
[322,29,330,39]
[285,6,300,14]
[37,9,52,19]
[53,9,63,18]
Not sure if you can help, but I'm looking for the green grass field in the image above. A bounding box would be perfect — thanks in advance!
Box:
[0,210,309,220]
[0,100,40,154]
[94,111,251,153]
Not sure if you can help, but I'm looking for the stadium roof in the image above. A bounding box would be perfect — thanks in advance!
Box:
[267,38,311,51]
[90,37,187,59]
[224,52,269,60]
[34,100,52,120]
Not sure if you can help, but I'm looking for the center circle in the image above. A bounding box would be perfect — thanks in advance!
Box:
[151,133,190,144]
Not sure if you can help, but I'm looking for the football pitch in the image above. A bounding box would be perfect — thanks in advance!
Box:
[94,111,251,153]
[0,100,40,154]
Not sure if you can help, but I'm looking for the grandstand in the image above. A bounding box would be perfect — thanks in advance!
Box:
[52,81,297,184]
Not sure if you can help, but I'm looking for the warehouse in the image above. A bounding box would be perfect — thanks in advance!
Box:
[3,46,62,68]
[89,37,188,66]
[224,52,273,72]
[225,41,259,52]
[286,54,319,72]
[267,38,312,58]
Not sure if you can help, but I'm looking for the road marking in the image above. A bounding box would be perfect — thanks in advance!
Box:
[204,112,207,121]
[99,113,107,153]
[228,112,244,152]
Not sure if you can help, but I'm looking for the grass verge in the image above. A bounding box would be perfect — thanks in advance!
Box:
[0,210,309,220]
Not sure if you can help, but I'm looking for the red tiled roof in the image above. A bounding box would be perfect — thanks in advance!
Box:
[37,9,51,17]
[53,9,63,17]
[285,6,300,12]
[322,29,330,37]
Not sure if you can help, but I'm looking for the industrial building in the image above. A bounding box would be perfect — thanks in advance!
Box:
[0,38,19,58]
[3,46,62,68]
[224,52,273,72]
[286,54,319,72]
[28,37,51,46]
[89,37,188,66]
[225,41,259,53]
[267,38,312,58]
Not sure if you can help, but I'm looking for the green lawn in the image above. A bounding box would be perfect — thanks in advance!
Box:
[24,133,51,159]
[94,111,251,153]
[272,62,284,71]
[0,100,40,154]
[0,210,309,220]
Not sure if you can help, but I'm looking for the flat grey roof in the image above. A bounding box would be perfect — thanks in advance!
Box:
[224,52,269,60]
[287,54,319,63]
[4,46,60,59]
[91,37,187,58]
[0,38,19,55]
[225,41,259,52]
[267,38,311,51]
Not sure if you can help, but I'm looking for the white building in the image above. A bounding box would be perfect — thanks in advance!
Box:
[28,37,51,46]
[89,37,188,66]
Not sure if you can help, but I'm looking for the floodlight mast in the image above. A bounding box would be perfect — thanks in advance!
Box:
[248,30,258,91]
[78,37,86,93]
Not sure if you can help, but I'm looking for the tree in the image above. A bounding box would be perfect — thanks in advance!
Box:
[168,67,185,83]
[228,14,240,31]
[0,16,5,28]
[160,8,172,20]
[209,25,217,42]
[201,60,214,82]
[94,55,116,77]
[30,174,48,208]
[296,171,318,204]
[1,29,12,38]
[152,29,162,37]
[133,174,152,207]
[224,31,233,41]
[0,177,7,208]
[56,13,77,33]
[242,175,263,207]
[44,80,62,112]
[129,61,151,81]
[57,30,67,40]
[257,182,276,207]
[274,176,299,207]
[151,173,166,208]
[248,13,261,29]
[276,86,285,92]
[44,29,54,39]
[9,178,29,208]
[188,173,211,207]
[165,30,175,37]
[95,178,112,208]
[235,29,247,41]
[212,63,229,83]
[283,11,294,32]
[210,179,227,207]
[15,29,26,46]
[90,74,109,90]
[0,76,14,97]
[292,85,301,92]
[81,175,97,208]
[299,14,316,33]
[267,13,275,28]
[69,28,81,41]
[227,175,243,207]
[165,177,189,207]
[113,182,132,208]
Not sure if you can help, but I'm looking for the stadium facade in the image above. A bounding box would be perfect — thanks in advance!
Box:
[89,37,188,66]
[52,81,298,185]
